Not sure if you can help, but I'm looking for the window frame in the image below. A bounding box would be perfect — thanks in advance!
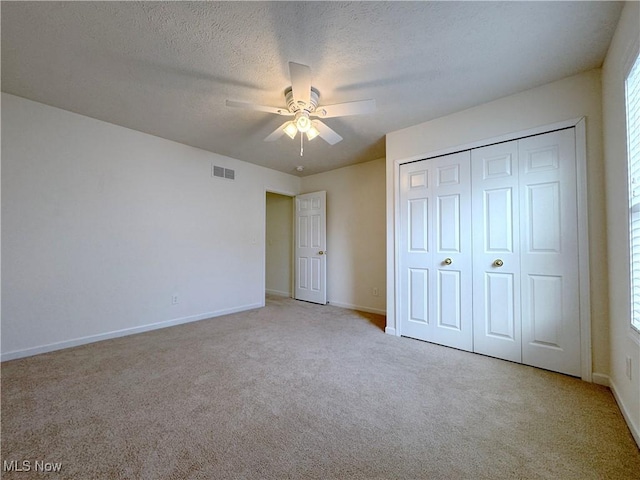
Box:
[625,46,640,334]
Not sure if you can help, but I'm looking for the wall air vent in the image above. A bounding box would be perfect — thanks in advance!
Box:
[212,164,235,180]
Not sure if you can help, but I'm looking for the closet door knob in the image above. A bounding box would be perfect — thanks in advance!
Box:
[494,259,504,267]
[443,258,453,265]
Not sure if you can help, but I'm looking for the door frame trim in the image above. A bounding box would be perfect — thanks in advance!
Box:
[262,188,297,307]
[388,117,592,381]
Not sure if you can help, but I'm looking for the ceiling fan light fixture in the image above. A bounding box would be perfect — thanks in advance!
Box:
[283,121,298,139]
[295,111,311,133]
[306,124,320,141]
[228,62,375,149]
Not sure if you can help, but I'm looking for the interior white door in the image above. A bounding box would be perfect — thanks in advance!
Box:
[471,129,581,375]
[399,151,473,351]
[398,127,582,377]
[399,160,433,341]
[471,140,522,363]
[519,129,581,376]
[294,191,327,305]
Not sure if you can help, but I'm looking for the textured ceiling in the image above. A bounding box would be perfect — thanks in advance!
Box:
[1,1,624,176]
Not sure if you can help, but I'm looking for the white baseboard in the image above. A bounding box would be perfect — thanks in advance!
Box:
[328,301,386,316]
[0,302,262,362]
[610,377,640,448]
[592,373,640,448]
[265,289,290,297]
[592,373,610,387]
[385,326,397,335]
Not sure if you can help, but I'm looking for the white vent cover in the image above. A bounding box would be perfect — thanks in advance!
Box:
[212,164,235,180]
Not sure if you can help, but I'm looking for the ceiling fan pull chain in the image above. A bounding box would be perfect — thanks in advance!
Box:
[300,133,304,156]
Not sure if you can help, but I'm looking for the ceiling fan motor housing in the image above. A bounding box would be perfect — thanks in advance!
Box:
[285,86,320,113]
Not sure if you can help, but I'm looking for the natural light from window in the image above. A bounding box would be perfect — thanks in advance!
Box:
[626,50,640,332]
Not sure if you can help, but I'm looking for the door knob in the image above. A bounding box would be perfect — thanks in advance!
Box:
[318,251,325,255]
[494,259,504,267]
[443,258,453,265]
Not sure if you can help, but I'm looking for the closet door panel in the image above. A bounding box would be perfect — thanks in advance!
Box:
[431,153,472,350]
[409,198,429,252]
[519,129,581,376]
[484,187,515,252]
[409,268,429,324]
[399,152,472,351]
[400,162,433,340]
[484,272,517,339]
[472,141,522,363]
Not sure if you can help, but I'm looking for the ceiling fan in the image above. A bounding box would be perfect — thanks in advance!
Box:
[226,62,376,151]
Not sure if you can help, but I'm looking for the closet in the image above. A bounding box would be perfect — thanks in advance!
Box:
[399,128,581,376]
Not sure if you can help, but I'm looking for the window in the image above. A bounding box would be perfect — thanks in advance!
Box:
[626,50,640,332]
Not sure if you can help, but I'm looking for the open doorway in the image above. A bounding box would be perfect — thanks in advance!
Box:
[265,192,294,298]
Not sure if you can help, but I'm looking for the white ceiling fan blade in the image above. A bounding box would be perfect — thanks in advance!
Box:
[289,62,312,107]
[226,100,292,116]
[313,120,343,145]
[264,121,290,142]
[313,99,376,118]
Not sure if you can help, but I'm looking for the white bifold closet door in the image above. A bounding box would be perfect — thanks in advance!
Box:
[399,151,473,351]
[471,129,580,375]
[399,128,581,377]
[519,130,580,376]
[471,139,522,363]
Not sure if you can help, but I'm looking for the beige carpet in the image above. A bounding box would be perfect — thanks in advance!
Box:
[2,295,639,479]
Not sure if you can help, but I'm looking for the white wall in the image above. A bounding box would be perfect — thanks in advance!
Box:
[386,70,608,376]
[1,93,300,360]
[301,158,386,314]
[265,192,293,297]
[602,1,640,445]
